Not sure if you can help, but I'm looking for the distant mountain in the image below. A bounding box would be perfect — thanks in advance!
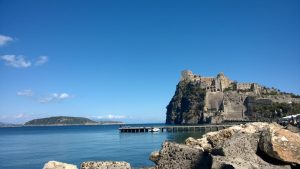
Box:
[0,122,22,127]
[24,116,124,126]
[24,116,99,126]
[96,120,124,125]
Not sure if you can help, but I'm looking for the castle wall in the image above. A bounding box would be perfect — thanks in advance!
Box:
[180,70,232,92]
[217,73,232,91]
[237,83,253,90]
[204,91,224,112]
[181,70,201,81]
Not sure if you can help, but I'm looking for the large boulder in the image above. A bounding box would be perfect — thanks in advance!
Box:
[149,141,211,169]
[186,122,269,152]
[259,123,300,165]
[80,161,131,169]
[43,161,78,169]
[210,133,290,169]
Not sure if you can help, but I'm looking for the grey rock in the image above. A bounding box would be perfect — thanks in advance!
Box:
[211,133,291,169]
[149,141,211,169]
[285,124,300,133]
[80,161,131,169]
[259,123,300,165]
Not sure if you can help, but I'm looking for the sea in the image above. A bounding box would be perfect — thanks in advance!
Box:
[0,124,205,169]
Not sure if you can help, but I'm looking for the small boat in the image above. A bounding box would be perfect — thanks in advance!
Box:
[150,127,160,132]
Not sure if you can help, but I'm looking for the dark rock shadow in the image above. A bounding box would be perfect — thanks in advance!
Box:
[195,152,212,169]
[256,145,290,166]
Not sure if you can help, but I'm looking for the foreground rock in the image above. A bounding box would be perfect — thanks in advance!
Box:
[285,124,300,133]
[259,123,300,165]
[149,141,211,169]
[150,122,300,169]
[43,161,78,169]
[80,161,131,169]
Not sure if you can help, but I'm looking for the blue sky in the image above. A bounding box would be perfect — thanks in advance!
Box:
[0,0,299,124]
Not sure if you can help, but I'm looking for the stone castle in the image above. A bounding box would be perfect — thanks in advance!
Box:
[181,70,262,94]
[166,70,299,124]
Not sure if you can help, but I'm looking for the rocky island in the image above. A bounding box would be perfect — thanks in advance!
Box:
[24,116,124,126]
[166,70,300,124]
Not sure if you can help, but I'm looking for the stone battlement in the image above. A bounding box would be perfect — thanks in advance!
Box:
[181,70,232,92]
[180,70,263,93]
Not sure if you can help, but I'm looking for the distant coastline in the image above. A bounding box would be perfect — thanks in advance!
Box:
[23,122,125,127]
[0,116,124,128]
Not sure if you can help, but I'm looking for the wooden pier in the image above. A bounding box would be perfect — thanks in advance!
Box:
[119,124,234,133]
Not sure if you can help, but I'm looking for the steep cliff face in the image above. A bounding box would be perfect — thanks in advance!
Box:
[166,71,300,124]
[166,80,206,124]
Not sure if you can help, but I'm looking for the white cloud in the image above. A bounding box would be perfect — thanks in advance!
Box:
[14,113,28,119]
[1,55,31,68]
[39,93,72,103]
[35,56,48,66]
[17,89,34,97]
[91,114,127,120]
[16,89,72,103]
[1,55,48,68]
[0,35,13,46]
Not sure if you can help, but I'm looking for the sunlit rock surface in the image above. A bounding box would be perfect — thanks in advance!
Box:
[43,161,78,169]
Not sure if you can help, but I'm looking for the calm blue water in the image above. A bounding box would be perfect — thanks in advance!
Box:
[0,124,204,169]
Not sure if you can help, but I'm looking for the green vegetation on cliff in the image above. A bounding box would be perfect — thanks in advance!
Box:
[249,102,300,120]
[166,80,206,124]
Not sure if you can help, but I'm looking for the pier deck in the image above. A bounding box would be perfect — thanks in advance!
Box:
[119,124,234,133]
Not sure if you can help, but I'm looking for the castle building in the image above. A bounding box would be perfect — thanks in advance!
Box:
[180,70,262,93]
[181,70,232,92]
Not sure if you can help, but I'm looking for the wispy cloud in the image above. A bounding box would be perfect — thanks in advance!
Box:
[1,55,48,68]
[39,93,72,103]
[14,113,29,119]
[17,89,34,97]
[90,114,127,120]
[0,113,40,124]
[0,35,13,46]
[1,55,31,68]
[16,89,72,103]
[35,56,48,66]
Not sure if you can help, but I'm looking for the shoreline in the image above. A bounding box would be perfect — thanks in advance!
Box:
[0,123,125,128]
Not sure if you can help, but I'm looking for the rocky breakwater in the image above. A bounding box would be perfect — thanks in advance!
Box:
[81,161,131,169]
[150,122,300,169]
[43,161,131,169]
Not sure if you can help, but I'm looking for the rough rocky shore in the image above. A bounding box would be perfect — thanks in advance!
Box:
[43,122,300,169]
[150,122,300,169]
